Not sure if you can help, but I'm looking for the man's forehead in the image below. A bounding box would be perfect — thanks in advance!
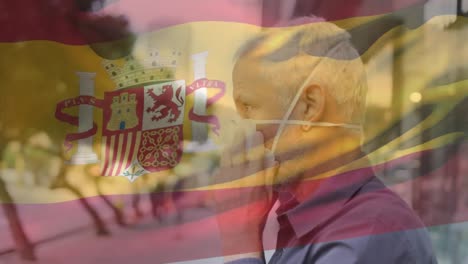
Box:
[233,55,301,89]
[233,58,271,90]
[233,57,265,81]
[232,59,287,106]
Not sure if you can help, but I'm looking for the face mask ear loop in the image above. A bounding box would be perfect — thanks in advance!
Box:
[270,41,348,153]
[271,60,320,153]
[252,120,361,130]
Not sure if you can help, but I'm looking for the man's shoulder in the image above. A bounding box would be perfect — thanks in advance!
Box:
[350,177,424,229]
[327,176,422,230]
[307,177,436,263]
[316,176,435,258]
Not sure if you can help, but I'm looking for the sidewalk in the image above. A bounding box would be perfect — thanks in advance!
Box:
[0,181,127,253]
[0,207,223,264]
[0,168,281,264]
[0,187,280,264]
[0,181,226,263]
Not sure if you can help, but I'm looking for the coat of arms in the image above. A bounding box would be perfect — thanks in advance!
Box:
[55,49,225,182]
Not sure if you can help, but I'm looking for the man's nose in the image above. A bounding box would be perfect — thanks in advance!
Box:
[255,124,279,142]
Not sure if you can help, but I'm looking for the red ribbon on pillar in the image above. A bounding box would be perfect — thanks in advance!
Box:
[186,78,226,136]
[55,95,104,151]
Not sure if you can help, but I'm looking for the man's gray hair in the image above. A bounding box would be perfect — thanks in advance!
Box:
[234,16,368,124]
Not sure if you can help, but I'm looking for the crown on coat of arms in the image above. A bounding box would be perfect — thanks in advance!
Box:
[102,49,182,89]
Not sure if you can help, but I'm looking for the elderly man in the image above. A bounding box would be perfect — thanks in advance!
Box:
[215,18,437,263]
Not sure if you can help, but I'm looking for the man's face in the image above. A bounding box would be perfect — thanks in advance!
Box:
[232,57,294,151]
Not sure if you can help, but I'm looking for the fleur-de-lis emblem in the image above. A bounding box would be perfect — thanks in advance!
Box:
[121,160,148,182]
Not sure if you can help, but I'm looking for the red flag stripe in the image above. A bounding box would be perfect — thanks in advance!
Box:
[0,0,426,45]
[2,144,466,261]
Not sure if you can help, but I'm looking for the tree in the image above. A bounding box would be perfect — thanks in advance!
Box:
[0,136,36,260]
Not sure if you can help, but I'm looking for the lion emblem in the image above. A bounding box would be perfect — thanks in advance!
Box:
[146,84,185,123]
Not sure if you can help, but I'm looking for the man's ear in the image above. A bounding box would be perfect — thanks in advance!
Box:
[303,84,325,122]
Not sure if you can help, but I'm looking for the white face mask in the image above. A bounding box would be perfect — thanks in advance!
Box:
[245,46,362,154]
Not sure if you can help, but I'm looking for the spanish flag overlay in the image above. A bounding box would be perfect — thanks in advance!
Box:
[0,0,467,263]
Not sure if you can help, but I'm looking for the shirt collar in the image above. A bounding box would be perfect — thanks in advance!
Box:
[276,166,375,238]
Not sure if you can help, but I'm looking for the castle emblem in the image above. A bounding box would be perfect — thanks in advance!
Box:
[55,49,225,182]
[107,92,139,131]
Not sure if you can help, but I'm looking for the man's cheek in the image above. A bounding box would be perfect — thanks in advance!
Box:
[256,124,278,148]
[264,140,274,150]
